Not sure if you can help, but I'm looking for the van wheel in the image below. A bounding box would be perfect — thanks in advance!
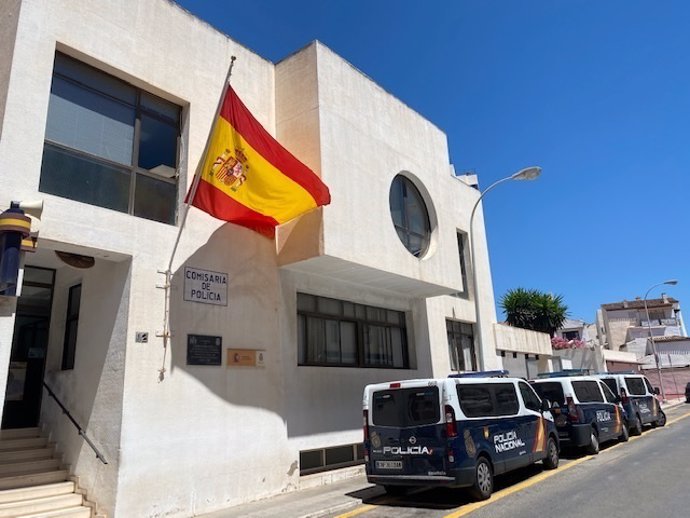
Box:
[630,415,642,436]
[383,485,407,496]
[543,437,559,470]
[656,410,667,427]
[469,457,493,501]
[585,427,599,455]
[618,423,629,443]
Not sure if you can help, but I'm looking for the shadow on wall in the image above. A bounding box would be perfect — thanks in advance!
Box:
[42,258,131,515]
[168,223,285,418]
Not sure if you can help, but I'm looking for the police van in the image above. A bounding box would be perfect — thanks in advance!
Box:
[530,374,628,454]
[362,372,559,500]
[592,373,666,434]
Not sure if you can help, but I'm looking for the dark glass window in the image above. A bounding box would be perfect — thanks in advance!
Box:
[40,53,181,224]
[447,319,476,372]
[389,175,431,257]
[572,381,604,402]
[519,382,542,412]
[563,330,581,340]
[625,377,647,396]
[600,382,618,403]
[601,378,619,395]
[457,383,519,417]
[452,232,469,298]
[531,381,565,406]
[371,387,440,426]
[62,284,82,370]
[297,293,408,368]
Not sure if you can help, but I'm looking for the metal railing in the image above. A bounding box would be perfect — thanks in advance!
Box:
[42,381,108,464]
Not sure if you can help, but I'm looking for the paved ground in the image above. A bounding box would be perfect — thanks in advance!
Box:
[200,400,689,518]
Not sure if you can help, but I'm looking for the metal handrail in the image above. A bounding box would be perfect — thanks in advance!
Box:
[42,381,108,464]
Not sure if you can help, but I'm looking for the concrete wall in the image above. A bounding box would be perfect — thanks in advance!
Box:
[0,0,21,139]
[41,256,131,513]
[493,323,552,356]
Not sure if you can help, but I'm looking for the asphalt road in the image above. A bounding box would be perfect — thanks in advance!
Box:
[334,405,690,518]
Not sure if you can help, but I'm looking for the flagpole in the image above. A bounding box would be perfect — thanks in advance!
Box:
[156,56,236,380]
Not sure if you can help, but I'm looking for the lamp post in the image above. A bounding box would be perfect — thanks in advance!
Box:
[643,279,678,403]
[469,166,541,371]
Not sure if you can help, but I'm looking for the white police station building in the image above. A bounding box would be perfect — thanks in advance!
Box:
[0,1,548,516]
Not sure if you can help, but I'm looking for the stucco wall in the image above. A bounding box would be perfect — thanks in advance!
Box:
[1,1,503,517]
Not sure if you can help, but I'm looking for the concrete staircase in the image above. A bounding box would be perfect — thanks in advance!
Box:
[0,428,97,518]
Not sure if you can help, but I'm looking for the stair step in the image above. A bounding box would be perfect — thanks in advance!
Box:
[0,429,41,440]
[0,458,60,476]
[0,492,82,517]
[0,437,48,451]
[0,448,55,465]
[0,481,75,504]
[0,471,69,491]
[16,505,91,518]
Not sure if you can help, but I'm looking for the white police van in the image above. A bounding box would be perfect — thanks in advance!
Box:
[593,372,665,434]
[362,372,559,500]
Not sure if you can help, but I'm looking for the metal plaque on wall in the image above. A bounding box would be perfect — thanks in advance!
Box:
[187,334,222,366]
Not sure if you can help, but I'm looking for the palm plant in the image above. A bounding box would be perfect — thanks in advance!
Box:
[500,288,568,337]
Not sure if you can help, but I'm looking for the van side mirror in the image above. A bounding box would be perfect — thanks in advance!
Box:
[653,387,660,395]
[540,398,551,413]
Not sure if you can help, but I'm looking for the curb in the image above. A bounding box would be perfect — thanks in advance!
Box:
[300,499,361,518]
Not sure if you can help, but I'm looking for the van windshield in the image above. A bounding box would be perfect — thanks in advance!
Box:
[531,382,565,405]
[371,387,440,427]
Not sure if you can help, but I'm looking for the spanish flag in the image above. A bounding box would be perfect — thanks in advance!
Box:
[189,85,330,238]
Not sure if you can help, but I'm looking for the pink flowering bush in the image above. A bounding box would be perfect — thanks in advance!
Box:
[551,336,587,350]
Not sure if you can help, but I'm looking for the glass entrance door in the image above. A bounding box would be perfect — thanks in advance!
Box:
[2,266,55,429]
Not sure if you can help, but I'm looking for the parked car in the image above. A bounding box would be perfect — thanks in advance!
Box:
[592,373,666,434]
[362,372,559,500]
[530,374,628,454]
[685,382,690,404]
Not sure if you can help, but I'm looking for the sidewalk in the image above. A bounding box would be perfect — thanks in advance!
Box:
[196,469,377,518]
[199,400,689,518]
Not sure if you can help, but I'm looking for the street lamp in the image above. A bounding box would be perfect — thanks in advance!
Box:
[643,279,678,402]
[469,166,541,371]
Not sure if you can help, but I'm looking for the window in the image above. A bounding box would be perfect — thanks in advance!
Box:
[572,381,604,402]
[451,232,469,298]
[601,378,619,396]
[563,330,581,340]
[600,382,618,404]
[297,293,408,368]
[371,387,440,427]
[519,382,542,412]
[299,443,364,475]
[625,377,647,396]
[447,320,476,372]
[40,53,181,224]
[457,383,519,417]
[531,382,565,406]
[643,377,655,394]
[389,175,431,257]
[61,284,81,370]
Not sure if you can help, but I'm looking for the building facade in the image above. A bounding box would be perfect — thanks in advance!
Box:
[0,1,510,516]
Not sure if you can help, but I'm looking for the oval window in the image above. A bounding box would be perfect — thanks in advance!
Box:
[389,175,431,257]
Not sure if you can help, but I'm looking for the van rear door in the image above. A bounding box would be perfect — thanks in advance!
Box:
[368,384,447,477]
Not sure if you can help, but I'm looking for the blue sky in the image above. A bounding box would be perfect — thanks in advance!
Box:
[175,0,689,322]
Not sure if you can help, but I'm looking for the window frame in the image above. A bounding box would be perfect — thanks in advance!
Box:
[519,381,542,412]
[61,283,82,371]
[389,175,431,258]
[446,319,476,372]
[297,293,409,369]
[40,52,181,225]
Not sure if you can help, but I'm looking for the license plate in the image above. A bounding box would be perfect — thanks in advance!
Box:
[376,460,402,469]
